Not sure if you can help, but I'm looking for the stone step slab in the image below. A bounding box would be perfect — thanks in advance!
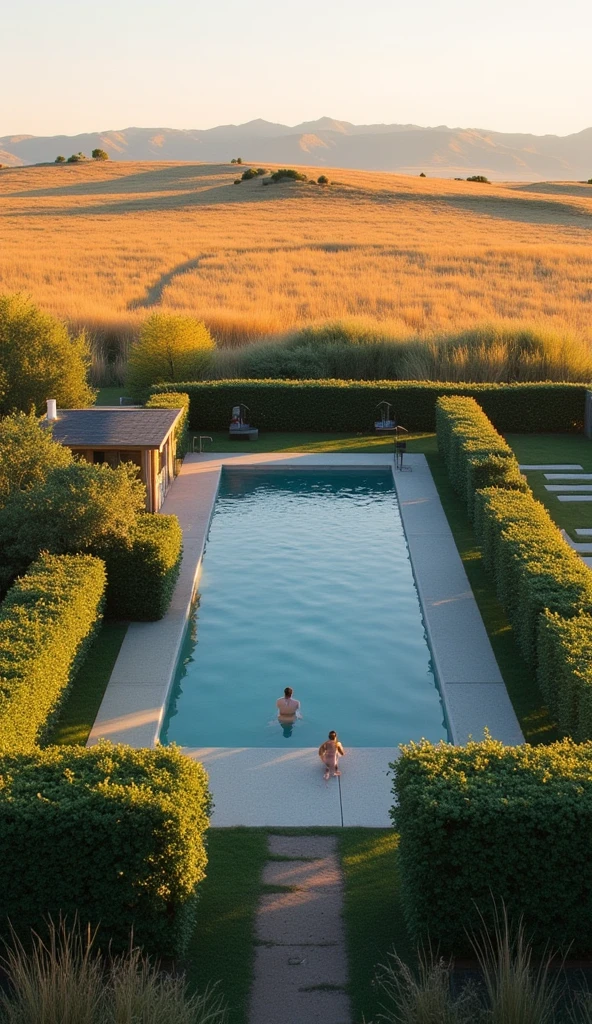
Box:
[546,485,592,492]
[519,464,583,470]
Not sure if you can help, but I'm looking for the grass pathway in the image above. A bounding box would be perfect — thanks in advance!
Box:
[249,835,351,1024]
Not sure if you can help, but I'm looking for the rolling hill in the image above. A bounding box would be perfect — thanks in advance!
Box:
[2,118,592,180]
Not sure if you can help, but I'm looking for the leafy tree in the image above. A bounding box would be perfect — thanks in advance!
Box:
[467,175,489,183]
[0,461,146,584]
[317,175,329,184]
[0,411,72,509]
[126,314,215,400]
[419,172,426,177]
[67,152,86,163]
[230,158,237,164]
[270,168,308,183]
[256,168,267,176]
[241,168,258,180]
[55,155,66,163]
[0,293,95,415]
[92,148,109,161]
[236,157,242,164]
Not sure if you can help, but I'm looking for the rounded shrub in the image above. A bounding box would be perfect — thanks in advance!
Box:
[126,313,215,400]
[317,175,329,184]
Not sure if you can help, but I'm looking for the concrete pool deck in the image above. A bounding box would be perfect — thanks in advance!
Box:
[88,451,523,826]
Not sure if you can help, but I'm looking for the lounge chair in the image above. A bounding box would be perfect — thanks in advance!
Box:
[229,404,259,441]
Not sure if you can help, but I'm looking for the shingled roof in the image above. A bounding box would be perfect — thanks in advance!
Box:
[49,407,183,449]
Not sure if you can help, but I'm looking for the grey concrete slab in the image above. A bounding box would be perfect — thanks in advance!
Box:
[256,890,345,945]
[444,683,524,745]
[519,464,583,470]
[545,474,592,480]
[184,747,343,827]
[560,530,592,553]
[546,485,592,492]
[576,529,592,536]
[558,495,592,502]
[263,859,342,891]
[268,836,337,859]
[249,947,350,1024]
[583,558,592,568]
[339,748,396,828]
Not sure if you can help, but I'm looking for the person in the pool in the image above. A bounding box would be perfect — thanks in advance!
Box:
[276,687,301,727]
[319,731,345,780]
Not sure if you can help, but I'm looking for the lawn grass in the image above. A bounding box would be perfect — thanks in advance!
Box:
[184,828,269,1024]
[506,433,592,540]
[189,430,438,455]
[339,829,410,1024]
[44,621,128,746]
[94,386,128,405]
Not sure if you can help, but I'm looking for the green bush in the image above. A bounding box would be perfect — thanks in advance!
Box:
[467,175,489,183]
[0,743,211,955]
[0,553,106,752]
[538,610,592,740]
[473,487,592,664]
[91,148,109,160]
[145,391,190,458]
[126,313,215,402]
[269,168,308,182]
[392,736,592,953]
[317,175,329,185]
[0,411,72,509]
[436,396,528,516]
[149,379,585,433]
[240,168,258,180]
[104,514,182,620]
[55,155,65,163]
[0,293,95,415]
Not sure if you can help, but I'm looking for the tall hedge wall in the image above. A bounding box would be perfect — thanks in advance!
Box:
[473,487,592,664]
[0,553,106,752]
[149,380,586,433]
[104,514,183,620]
[436,396,528,516]
[392,737,592,952]
[538,610,592,740]
[145,391,190,457]
[0,744,211,955]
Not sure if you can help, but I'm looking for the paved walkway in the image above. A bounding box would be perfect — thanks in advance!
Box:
[88,450,523,824]
[249,835,351,1024]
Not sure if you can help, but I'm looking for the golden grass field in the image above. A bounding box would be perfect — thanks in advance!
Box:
[1,160,592,354]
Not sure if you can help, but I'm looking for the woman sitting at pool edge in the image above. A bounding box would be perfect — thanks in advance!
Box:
[319,731,345,780]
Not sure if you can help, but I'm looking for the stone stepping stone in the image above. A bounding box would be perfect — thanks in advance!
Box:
[250,835,352,1024]
[558,496,592,502]
[545,474,592,480]
[583,557,592,568]
[576,530,592,536]
[519,464,583,470]
[545,485,592,492]
[560,530,592,553]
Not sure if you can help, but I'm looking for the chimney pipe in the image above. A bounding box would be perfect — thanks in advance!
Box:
[46,399,57,422]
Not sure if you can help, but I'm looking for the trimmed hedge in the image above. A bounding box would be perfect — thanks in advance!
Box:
[104,513,182,620]
[146,391,190,457]
[538,610,592,740]
[436,396,528,515]
[392,737,592,952]
[0,553,106,752]
[149,379,586,433]
[473,487,592,664]
[0,743,211,955]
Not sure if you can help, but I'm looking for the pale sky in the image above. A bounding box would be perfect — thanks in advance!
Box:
[2,0,591,138]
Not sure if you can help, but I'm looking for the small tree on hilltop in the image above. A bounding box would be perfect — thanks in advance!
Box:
[236,157,242,164]
[0,411,72,510]
[317,175,329,185]
[419,172,426,177]
[67,152,86,163]
[126,313,215,400]
[55,155,66,163]
[467,174,489,183]
[0,294,95,415]
[92,148,109,161]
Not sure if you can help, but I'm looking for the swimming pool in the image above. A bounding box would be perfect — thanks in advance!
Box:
[162,468,447,748]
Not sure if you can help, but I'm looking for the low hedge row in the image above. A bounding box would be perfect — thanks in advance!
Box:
[474,487,592,665]
[149,379,586,433]
[392,737,592,952]
[104,514,183,620]
[0,553,106,752]
[145,391,190,457]
[538,610,592,740]
[0,744,211,955]
[436,396,527,515]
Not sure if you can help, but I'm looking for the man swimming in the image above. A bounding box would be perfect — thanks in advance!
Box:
[276,687,301,720]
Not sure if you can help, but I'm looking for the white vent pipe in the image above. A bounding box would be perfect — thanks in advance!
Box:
[46,399,57,422]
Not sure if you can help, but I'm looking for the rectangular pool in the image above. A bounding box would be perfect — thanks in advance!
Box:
[162,468,446,748]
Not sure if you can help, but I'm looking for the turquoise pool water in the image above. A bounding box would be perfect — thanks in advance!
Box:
[162,469,446,748]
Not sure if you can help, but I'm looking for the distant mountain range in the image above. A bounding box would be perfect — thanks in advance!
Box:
[2,117,592,180]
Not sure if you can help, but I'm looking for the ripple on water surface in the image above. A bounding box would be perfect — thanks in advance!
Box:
[162,469,446,748]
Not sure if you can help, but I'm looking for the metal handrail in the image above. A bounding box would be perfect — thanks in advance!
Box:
[192,435,213,454]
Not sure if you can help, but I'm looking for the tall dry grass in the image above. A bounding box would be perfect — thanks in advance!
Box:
[1,161,592,383]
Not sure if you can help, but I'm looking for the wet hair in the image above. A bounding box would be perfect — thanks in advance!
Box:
[328,730,337,740]
[284,687,293,698]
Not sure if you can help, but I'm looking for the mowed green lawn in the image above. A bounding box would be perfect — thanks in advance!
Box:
[506,433,592,540]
